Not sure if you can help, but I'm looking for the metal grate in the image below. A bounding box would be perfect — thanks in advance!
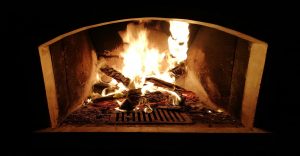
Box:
[108,108,193,124]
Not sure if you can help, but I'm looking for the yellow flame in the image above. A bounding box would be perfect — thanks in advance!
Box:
[96,73,100,82]
[120,24,169,89]
[100,79,128,97]
[97,20,190,105]
[168,21,190,65]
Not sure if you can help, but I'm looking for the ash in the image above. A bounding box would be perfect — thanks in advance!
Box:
[62,91,241,127]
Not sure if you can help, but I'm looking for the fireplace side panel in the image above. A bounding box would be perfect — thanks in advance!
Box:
[228,39,250,119]
[49,31,95,125]
[187,27,237,109]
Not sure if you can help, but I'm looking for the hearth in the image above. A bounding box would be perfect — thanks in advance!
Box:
[38,17,267,132]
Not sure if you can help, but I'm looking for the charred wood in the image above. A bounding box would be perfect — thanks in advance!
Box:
[119,99,135,111]
[92,94,125,103]
[144,91,167,103]
[92,82,110,93]
[145,77,186,92]
[170,62,186,78]
[100,65,131,86]
[120,88,142,111]
[97,50,121,58]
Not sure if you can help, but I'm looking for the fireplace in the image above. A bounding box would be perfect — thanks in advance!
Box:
[38,17,267,132]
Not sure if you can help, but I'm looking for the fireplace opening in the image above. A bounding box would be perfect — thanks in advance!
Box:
[38,18,267,132]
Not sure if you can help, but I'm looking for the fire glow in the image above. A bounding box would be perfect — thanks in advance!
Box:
[120,20,189,89]
[93,20,190,111]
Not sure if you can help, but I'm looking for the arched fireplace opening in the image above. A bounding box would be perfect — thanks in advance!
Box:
[38,17,267,132]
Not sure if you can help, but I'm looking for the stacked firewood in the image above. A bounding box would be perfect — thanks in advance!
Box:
[91,63,191,111]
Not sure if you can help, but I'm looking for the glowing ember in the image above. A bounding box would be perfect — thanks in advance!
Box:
[217,109,224,113]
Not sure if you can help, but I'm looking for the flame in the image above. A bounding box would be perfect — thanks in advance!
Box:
[96,73,100,82]
[168,21,190,65]
[120,21,189,87]
[100,79,128,97]
[96,20,190,106]
[120,24,169,89]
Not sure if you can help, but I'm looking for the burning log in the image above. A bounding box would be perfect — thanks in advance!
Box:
[170,62,186,78]
[145,77,186,92]
[145,77,186,106]
[92,81,119,95]
[144,91,167,103]
[92,93,125,103]
[120,88,142,111]
[98,50,121,58]
[100,65,131,86]
[92,82,110,93]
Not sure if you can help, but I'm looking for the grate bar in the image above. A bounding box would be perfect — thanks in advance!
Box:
[173,111,183,122]
[162,109,170,122]
[167,110,176,122]
[152,111,158,120]
[157,109,166,121]
[137,112,141,122]
[109,108,193,124]
[132,112,135,122]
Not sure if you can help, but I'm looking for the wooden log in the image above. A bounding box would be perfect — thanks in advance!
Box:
[100,65,130,86]
[97,50,120,59]
[119,99,135,111]
[145,77,186,92]
[144,91,167,103]
[98,55,120,58]
[145,77,186,106]
[92,94,125,103]
[170,62,186,78]
[92,82,110,93]
[120,88,142,111]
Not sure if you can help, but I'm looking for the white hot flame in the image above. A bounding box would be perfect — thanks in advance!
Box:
[96,20,190,105]
[168,21,190,65]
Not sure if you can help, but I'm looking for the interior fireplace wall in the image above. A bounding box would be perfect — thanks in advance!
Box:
[49,31,95,125]
[187,27,250,118]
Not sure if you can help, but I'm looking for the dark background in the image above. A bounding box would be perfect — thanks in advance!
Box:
[4,2,298,154]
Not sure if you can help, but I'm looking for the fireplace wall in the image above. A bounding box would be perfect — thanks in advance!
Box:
[39,18,267,130]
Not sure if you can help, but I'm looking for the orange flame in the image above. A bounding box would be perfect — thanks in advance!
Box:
[168,21,190,65]
[99,20,190,105]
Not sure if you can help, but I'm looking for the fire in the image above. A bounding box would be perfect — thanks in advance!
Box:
[168,21,190,65]
[96,73,100,81]
[120,23,169,89]
[95,20,190,108]
[120,21,189,89]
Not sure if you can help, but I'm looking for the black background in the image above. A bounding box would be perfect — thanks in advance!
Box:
[3,2,299,154]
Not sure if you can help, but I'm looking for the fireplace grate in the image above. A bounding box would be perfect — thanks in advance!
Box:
[108,108,193,124]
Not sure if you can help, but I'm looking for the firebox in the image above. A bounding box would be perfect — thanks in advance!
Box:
[38,17,267,132]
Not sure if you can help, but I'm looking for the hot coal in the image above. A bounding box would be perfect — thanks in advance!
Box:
[144,91,167,103]
[92,94,124,103]
[62,102,241,127]
[63,80,241,127]
[62,106,109,125]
